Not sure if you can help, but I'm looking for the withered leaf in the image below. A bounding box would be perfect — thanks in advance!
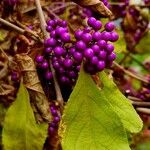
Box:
[15,54,51,123]
[73,0,112,17]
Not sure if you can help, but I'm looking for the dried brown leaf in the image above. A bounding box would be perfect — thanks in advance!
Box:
[73,0,112,17]
[15,54,51,123]
[0,83,15,96]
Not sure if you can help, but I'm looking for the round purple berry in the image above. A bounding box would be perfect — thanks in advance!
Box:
[97,61,105,71]
[105,22,115,31]
[81,33,92,43]
[41,61,49,69]
[75,30,83,40]
[63,58,73,68]
[73,52,83,62]
[107,52,116,61]
[92,20,102,30]
[92,31,102,41]
[60,32,70,42]
[36,55,44,63]
[98,50,107,60]
[97,40,107,48]
[106,43,114,54]
[84,48,94,59]
[91,56,99,65]
[110,32,119,42]
[45,71,53,80]
[87,17,96,27]
[91,44,100,54]
[75,40,86,51]
[54,46,65,56]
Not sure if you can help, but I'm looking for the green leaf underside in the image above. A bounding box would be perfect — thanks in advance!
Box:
[99,72,143,133]
[60,68,130,150]
[2,83,48,150]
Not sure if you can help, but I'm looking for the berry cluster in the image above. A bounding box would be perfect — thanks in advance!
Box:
[73,17,118,74]
[36,17,118,84]
[49,102,61,134]
[36,19,79,85]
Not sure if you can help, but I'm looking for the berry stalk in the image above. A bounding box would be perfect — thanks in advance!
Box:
[35,0,64,110]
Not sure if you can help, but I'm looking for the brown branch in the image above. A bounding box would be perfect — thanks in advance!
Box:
[130,101,150,107]
[136,108,150,115]
[0,18,24,33]
[35,0,64,110]
[113,61,149,84]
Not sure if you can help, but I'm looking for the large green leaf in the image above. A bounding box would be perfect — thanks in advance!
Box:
[2,83,48,150]
[99,72,143,133]
[59,68,130,150]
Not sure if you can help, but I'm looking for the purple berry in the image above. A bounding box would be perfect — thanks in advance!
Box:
[91,56,99,65]
[91,44,100,54]
[49,127,55,133]
[61,20,67,27]
[87,17,96,27]
[84,48,94,59]
[68,71,77,78]
[73,52,83,62]
[105,22,115,31]
[46,38,57,47]
[92,31,102,41]
[41,61,49,69]
[45,47,52,54]
[54,46,65,56]
[69,47,76,55]
[97,61,105,71]
[53,61,60,69]
[98,50,107,59]
[81,33,92,43]
[63,58,73,68]
[75,40,86,51]
[47,20,55,27]
[36,55,44,63]
[50,30,56,38]
[55,27,66,36]
[106,43,114,53]
[45,71,53,80]
[76,65,81,71]
[75,30,83,40]
[107,52,116,61]
[101,32,111,41]
[97,40,107,48]
[61,32,70,42]
[46,26,53,32]
[110,32,119,42]
[93,20,102,30]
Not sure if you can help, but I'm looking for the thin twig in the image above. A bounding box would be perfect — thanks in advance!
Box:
[35,0,64,109]
[44,7,60,20]
[136,108,150,115]
[0,18,24,33]
[128,96,142,101]
[130,100,150,107]
[0,18,42,42]
[113,61,149,84]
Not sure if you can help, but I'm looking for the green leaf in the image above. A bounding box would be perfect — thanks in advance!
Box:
[2,83,48,150]
[59,68,131,150]
[99,72,143,133]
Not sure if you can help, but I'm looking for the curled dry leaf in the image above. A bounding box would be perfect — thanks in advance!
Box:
[0,83,15,96]
[15,53,51,123]
[73,0,112,17]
